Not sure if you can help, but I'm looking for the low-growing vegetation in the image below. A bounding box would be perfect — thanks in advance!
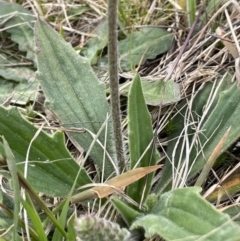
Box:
[0,0,240,240]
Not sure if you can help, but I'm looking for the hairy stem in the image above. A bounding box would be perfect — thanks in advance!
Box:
[108,0,125,172]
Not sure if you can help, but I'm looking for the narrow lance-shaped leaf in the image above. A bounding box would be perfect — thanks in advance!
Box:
[154,75,240,193]
[192,82,240,174]
[21,196,48,241]
[112,197,142,227]
[127,74,160,205]
[2,137,20,241]
[34,19,117,177]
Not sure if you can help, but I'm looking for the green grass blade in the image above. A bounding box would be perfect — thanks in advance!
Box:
[21,194,48,241]
[51,196,71,241]
[2,137,20,241]
[66,212,77,241]
[17,172,67,238]
[187,0,197,26]
[0,201,39,240]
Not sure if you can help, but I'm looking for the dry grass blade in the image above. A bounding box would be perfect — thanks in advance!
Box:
[204,162,240,204]
[34,125,86,133]
[215,27,239,59]
[195,127,231,187]
[236,58,240,88]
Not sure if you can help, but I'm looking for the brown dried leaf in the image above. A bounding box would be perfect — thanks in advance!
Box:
[205,163,240,202]
[71,165,162,203]
[195,127,231,187]
[216,27,239,59]
[92,165,162,198]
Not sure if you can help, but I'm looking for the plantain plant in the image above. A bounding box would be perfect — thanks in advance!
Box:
[0,1,240,241]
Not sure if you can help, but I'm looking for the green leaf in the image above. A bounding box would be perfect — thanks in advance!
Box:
[0,54,35,83]
[112,197,142,227]
[187,0,197,26]
[66,6,90,16]
[191,81,240,175]
[52,171,75,241]
[21,195,48,241]
[0,78,14,104]
[66,212,77,241]
[127,74,160,205]
[10,80,39,105]
[0,2,36,63]
[0,193,38,240]
[154,75,240,193]
[0,51,36,105]
[121,79,180,106]
[0,78,38,106]
[18,172,67,238]
[34,19,117,178]
[81,19,108,65]
[145,193,158,211]
[141,80,180,106]
[52,202,68,241]
[0,190,15,229]
[2,137,20,241]
[199,0,224,27]
[222,205,240,225]
[0,106,91,196]
[131,187,240,241]
[118,27,173,71]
